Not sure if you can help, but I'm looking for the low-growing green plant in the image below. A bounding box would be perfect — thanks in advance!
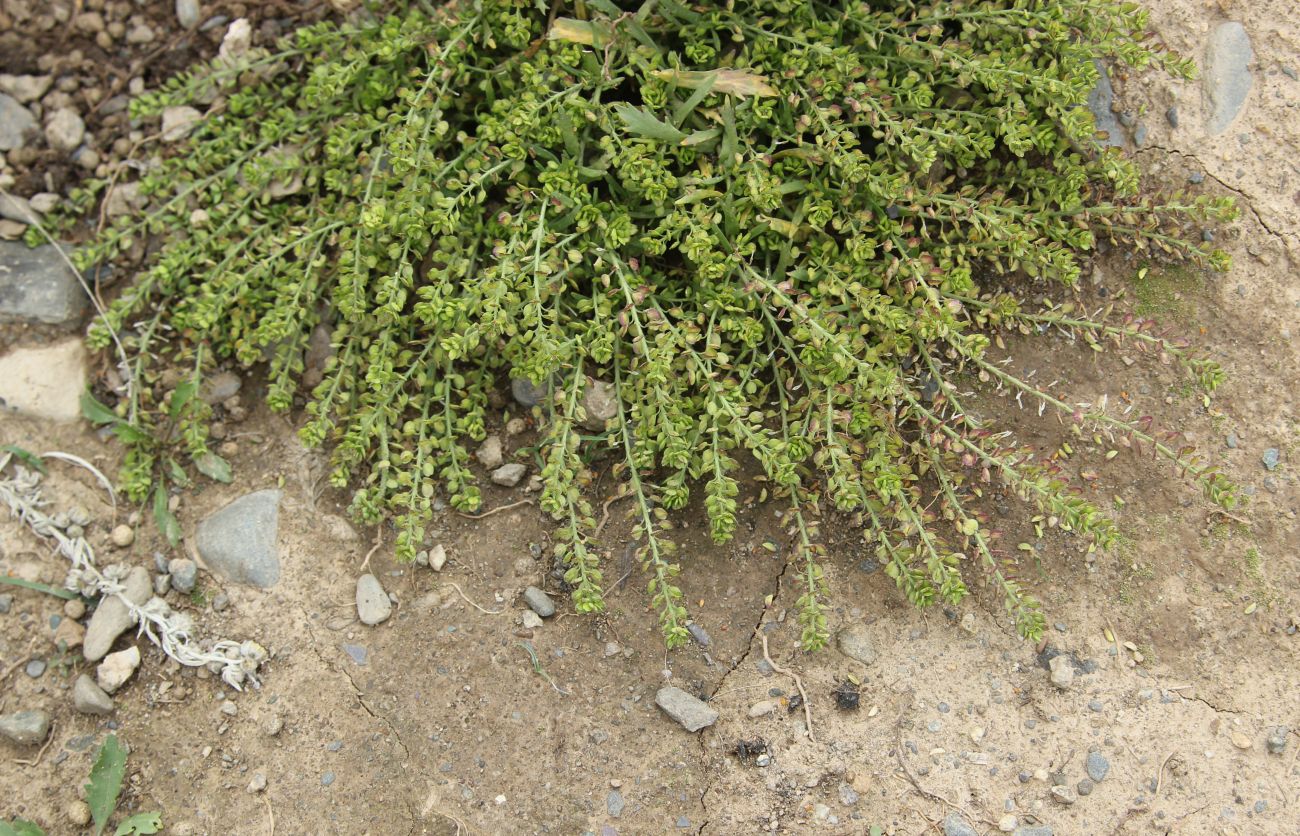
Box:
[0,735,162,836]
[77,0,1237,648]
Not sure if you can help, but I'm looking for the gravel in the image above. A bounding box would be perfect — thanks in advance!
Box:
[0,710,51,745]
[96,645,141,694]
[160,105,202,142]
[522,586,556,618]
[686,621,712,647]
[0,75,53,103]
[73,675,115,715]
[342,644,368,665]
[44,107,86,152]
[195,489,282,588]
[606,790,625,817]
[655,686,718,732]
[83,565,151,661]
[24,659,46,678]
[1086,751,1110,782]
[511,377,550,407]
[1262,448,1280,471]
[355,574,392,625]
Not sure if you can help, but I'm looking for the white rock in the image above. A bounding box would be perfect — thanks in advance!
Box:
[0,192,39,223]
[521,610,543,629]
[0,74,54,103]
[161,106,202,142]
[355,574,392,625]
[476,435,504,469]
[219,19,252,61]
[104,181,146,219]
[44,108,86,152]
[580,378,618,431]
[110,524,135,547]
[1048,655,1075,689]
[0,339,88,421]
[96,646,142,694]
[491,463,527,487]
[749,700,776,718]
[175,0,202,28]
[428,543,448,572]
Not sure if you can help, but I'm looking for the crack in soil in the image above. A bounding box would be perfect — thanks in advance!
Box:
[696,552,797,835]
[300,609,412,762]
[1139,144,1296,252]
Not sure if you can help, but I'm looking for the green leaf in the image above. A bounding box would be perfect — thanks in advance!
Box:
[114,813,163,836]
[0,444,45,473]
[0,818,47,836]
[87,735,127,836]
[166,457,190,488]
[194,452,233,483]
[81,391,119,426]
[0,575,79,600]
[168,380,198,419]
[613,104,687,143]
[153,487,181,547]
[111,423,149,444]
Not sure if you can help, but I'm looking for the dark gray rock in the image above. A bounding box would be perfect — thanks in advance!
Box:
[1086,61,1126,147]
[522,586,556,618]
[83,566,151,662]
[686,622,712,647]
[1086,751,1110,782]
[0,93,37,151]
[0,709,51,745]
[1266,726,1288,755]
[511,377,551,407]
[1204,23,1254,135]
[0,241,88,325]
[73,674,115,715]
[1166,106,1179,128]
[196,489,282,588]
[655,686,718,732]
[606,790,625,818]
[943,812,977,836]
[168,558,197,594]
[1262,448,1280,471]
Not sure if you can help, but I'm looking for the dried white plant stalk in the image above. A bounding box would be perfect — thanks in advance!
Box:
[0,451,267,689]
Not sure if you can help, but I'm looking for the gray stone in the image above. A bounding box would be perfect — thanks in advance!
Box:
[943,812,977,836]
[73,675,115,715]
[342,644,368,665]
[0,193,38,224]
[1262,448,1280,471]
[104,181,147,219]
[1204,23,1254,136]
[0,75,53,104]
[511,377,551,407]
[580,379,618,431]
[1014,828,1054,836]
[196,489,282,588]
[1266,726,1288,755]
[0,710,51,745]
[0,593,11,613]
[1049,654,1074,689]
[476,435,504,469]
[520,610,543,629]
[0,94,37,151]
[1077,778,1095,796]
[491,463,527,487]
[0,241,88,325]
[355,574,392,626]
[606,790,625,818]
[1086,751,1110,782]
[168,558,198,594]
[199,370,241,403]
[161,106,202,142]
[83,566,151,661]
[655,686,718,732]
[24,659,45,678]
[837,624,877,665]
[44,108,86,153]
[686,621,712,648]
[176,0,202,28]
[522,586,556,618]
[1050,785,1077,805]
[1165,106,1179,128]
[1086,61,1125,147]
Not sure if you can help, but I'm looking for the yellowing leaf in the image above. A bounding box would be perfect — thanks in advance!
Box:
[652,68,778,98]
[548,18,610,47]
[959,518,979,536]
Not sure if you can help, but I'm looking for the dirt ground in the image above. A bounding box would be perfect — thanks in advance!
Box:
[1,0,1297,834]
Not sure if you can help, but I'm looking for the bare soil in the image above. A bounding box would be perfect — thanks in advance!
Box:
[1,1,1297,834]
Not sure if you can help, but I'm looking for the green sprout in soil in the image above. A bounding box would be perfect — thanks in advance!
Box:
[75,0,1238,648]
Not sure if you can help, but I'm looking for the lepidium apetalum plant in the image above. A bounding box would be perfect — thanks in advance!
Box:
[77,0,1237,649]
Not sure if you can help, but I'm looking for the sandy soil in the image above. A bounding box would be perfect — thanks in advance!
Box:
[1,0,1297,834]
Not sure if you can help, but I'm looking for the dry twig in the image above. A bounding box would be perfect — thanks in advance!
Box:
[758,629,813,742]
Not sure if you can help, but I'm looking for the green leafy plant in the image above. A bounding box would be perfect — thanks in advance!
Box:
[77,0,1237,648]
[1,735,161,836]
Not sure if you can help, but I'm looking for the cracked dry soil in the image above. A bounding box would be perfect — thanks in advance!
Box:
[1,0,1298,832]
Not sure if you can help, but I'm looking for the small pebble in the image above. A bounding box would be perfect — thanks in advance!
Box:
[321,772,335,787]
[1086,751,1110,782]
[110,524,135,547]
[246,772,267,794]
[25,659,47,678]
[1266,727,1288,755]
[1262,448,1280,471]
[1077,778,1095,796]
[522,586,556,618]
